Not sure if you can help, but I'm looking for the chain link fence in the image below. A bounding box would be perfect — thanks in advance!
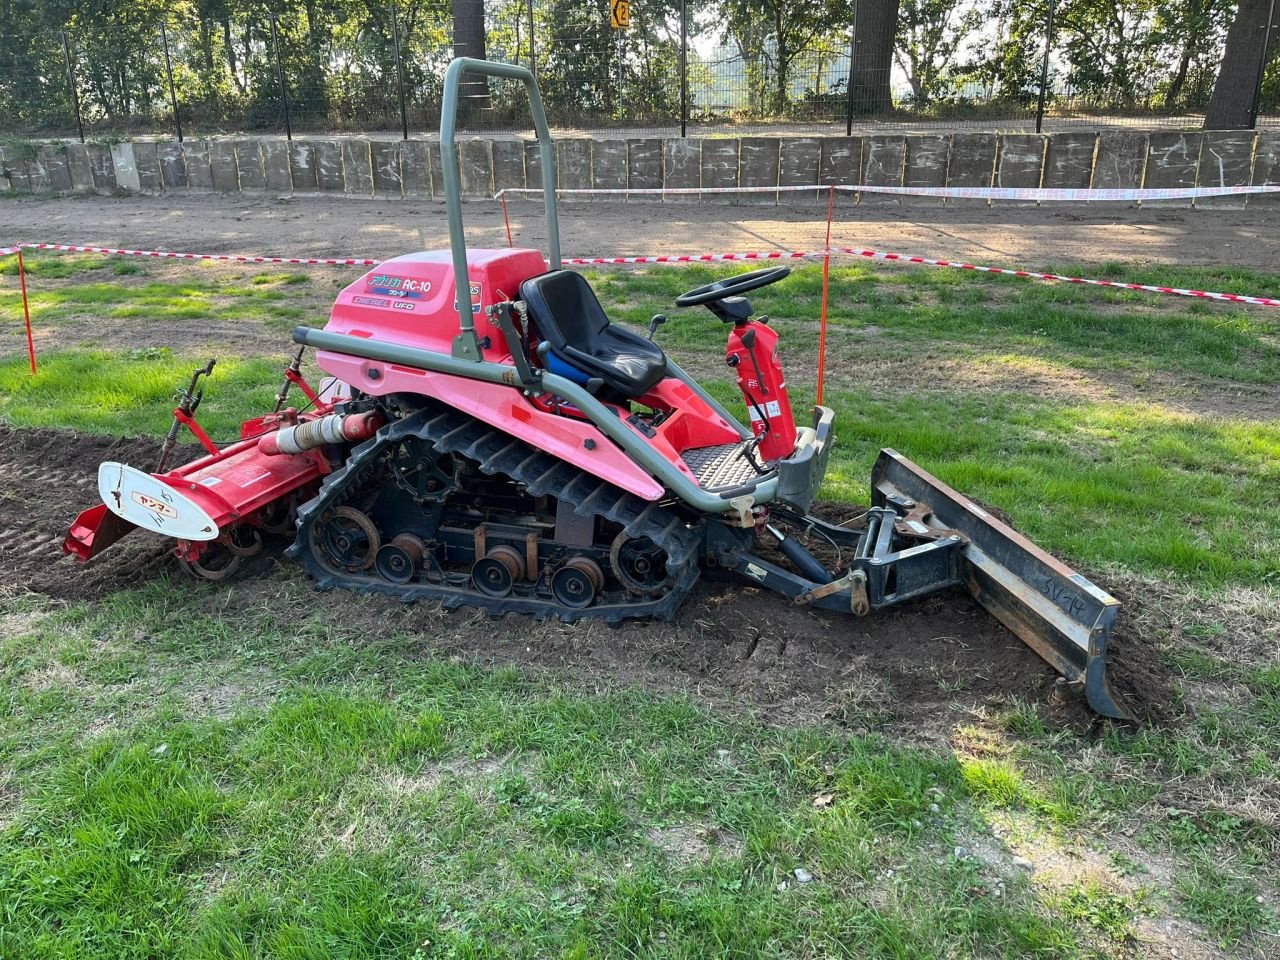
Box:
[1,1,1276,141]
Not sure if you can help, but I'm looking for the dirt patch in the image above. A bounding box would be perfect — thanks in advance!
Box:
[647,822,744,863]
[1103,610,1182,727]
[0,259,339,360]
[931,354,1280,423]
[0,423,1175,734]
[186,678,280,720]
[983,811,1241,960]
[21,661,81,692]
[0,769,20,832]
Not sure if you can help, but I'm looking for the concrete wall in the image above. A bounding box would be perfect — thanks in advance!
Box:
[2,132,1277,205]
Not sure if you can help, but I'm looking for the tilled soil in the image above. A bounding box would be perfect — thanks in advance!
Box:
[0,426,192,598]
[0,423,1170,732]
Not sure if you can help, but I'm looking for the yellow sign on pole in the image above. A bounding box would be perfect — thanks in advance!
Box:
[611,0,630,29]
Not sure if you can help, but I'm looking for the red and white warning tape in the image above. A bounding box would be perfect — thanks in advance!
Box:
[6,240,1277,309]
[563,251,812,265]
[496,182,1280,202]
[16,243,380,266]
[831,247,1280,308]
[567,247,1280,308]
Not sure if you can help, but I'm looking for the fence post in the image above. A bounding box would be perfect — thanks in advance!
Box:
[1249,0,1278,128]
[527,0,537,76]
[160,22,183,142]
[268,15,293,140]
[60,30,85,143]
[679,0,688,136]
[391,4,409,140]
[845,6,857,136]
[1036,0,1055,133]
[615,24,623,119]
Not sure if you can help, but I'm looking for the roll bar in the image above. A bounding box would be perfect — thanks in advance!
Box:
[440,57,561,360]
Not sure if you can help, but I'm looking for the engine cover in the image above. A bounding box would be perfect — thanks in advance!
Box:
[325,248,548,360]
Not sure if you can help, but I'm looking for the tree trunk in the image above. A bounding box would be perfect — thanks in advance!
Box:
[451,0,490,117]
[1163,0,1204,111]
[1204,0,1279,128]
[223,20,244,95]
[774,10,789,113]
[1165,45,1193,110]
[849,0,900,114]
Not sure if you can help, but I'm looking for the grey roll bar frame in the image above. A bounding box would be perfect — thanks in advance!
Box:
[434,58,754,449]
[440,57,561,361]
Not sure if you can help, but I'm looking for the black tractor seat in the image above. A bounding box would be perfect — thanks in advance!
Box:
[520,270,668,397]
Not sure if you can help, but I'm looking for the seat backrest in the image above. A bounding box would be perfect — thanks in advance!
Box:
[520,270,610,350]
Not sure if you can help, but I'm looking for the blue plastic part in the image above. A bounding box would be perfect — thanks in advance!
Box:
[544,351,592,386]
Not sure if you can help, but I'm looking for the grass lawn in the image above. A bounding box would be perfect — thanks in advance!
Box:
[1,252,1278,958]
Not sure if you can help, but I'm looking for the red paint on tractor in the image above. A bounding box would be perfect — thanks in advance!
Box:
[726,319,796,462]
[328,248,548,362]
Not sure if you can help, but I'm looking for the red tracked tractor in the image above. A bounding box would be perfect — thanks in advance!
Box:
[63,59,1131,720]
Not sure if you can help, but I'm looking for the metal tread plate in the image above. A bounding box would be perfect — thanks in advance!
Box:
[682,441,770,491]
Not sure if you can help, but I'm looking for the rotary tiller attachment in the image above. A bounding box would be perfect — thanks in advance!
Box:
[62,355,379,581]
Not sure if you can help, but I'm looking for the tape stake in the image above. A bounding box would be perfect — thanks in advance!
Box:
[17,248,36,375]
[816,185,834,406]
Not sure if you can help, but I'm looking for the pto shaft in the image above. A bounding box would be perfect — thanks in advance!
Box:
[258,411,382,457]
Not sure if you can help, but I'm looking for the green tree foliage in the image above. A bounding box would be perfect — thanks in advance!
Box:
[1150,0,1234,110]
[0,0,1271,133]
[1056,0,1162,100]
[969,0,1242,112]
[894,0,982,104]
[721,0,846,114]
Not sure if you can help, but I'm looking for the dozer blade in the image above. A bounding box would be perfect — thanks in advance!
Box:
[871,449,1131,721]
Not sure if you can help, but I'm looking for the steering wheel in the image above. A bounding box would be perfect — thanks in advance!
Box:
[674,266,791,308]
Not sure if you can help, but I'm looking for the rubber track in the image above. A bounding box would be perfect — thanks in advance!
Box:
[289,406,703,623]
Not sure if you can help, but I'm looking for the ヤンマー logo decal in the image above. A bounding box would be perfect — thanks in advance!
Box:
[131,490,178,518]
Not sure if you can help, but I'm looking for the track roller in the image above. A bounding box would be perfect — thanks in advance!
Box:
[550,556,604,609]
[471,545,525,598]
[375,534,427,584]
